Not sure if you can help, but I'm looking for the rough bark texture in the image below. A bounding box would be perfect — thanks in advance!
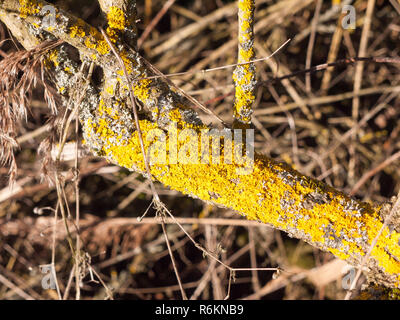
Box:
[0,0,399,288]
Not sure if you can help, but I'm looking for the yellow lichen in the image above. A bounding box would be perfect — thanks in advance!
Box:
[238,0,253,18]
[95,39,110,55]
[133,79,152,102]
[19,0,41,18]
[107,6,125,31]
[239,48,254,62]
[47,49,59,67]
[69,20,110,56]
[98,98,119,120]
[105,6,126,43]
[69,19,86,38]
[118,50,133,74]
[105,85,114,96]
[169,109,182,123]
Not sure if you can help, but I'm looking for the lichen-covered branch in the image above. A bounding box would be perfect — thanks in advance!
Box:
[0,0,202,130]
[0,0,400,288]
[233,0,256,127]
[82,114,400,288]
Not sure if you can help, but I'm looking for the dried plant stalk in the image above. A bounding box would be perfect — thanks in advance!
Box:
[0,39,60,182]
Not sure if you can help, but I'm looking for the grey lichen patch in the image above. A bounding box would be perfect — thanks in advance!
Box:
[47,45,80,102]
[240,38,254,51]
[280,190,295,211]
[27,20,42,37]
[349,226,369,247]
[340,197,366,217]
[181,108,203,127]
[323,223,342,249]
[80,86,100,115]
[277,170,297,187]
[301,191,332,210]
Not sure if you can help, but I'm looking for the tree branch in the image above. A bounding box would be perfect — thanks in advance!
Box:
[97,0,137,48]
[233,0,256,128]
[0,0,399,288]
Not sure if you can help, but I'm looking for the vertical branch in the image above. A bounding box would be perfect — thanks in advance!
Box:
[233,0,256,128]
[98,0,137,48]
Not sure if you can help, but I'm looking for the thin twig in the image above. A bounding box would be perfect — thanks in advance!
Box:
[305,0,322,93]
[258,56,400,88]
[139,39,291,81]
[159,214,188,300]
[138,0,176,48]
[350,150,400,196]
